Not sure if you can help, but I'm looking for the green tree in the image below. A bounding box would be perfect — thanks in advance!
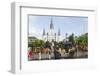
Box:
[68,33,74,45]
[58,41,64,48]
[75,33,88,46]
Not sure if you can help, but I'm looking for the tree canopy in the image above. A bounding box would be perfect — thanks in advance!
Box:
[74,33,88,46]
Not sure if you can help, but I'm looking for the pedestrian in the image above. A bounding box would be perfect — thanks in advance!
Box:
[28,47,33,60]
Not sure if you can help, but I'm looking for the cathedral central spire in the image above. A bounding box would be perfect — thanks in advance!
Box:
[50,18,54,29]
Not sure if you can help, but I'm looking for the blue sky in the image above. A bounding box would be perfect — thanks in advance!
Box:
[28,15,88,39]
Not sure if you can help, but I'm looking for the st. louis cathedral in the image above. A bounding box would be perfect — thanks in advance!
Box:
[42,18,61,42]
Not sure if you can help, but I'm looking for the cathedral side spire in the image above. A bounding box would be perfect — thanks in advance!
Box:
[58,28,61,36]
[57,28,61,42]
[43,28,45,35]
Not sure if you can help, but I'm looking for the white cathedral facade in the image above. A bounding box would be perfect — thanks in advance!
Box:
[42,18,61,42]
